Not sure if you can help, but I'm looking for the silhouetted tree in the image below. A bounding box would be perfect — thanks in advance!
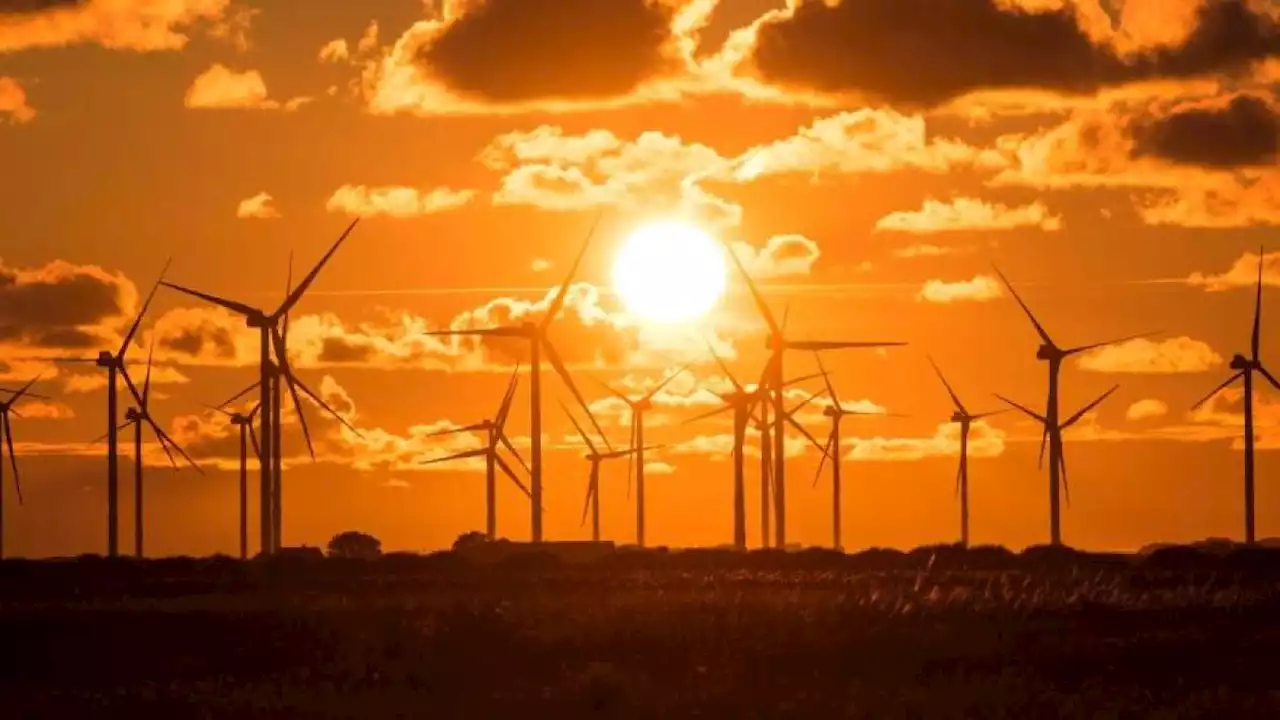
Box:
[327,531,382,559]
[452,531,488,552]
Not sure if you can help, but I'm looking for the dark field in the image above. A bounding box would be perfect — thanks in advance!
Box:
[3,545,1280,718]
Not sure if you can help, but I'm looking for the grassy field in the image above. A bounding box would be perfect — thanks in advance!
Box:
[2,545,1279,718]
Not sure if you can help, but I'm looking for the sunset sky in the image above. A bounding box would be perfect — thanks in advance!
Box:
[2,0,1280,557]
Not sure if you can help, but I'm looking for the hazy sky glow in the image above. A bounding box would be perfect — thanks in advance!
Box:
[3,0,1280,556]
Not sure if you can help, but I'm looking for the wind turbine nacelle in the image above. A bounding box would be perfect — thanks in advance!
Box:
[96,351,115,367]
[950,412,967,423]
[1036,345,1058,361]
[125,408,141,421]
[634,399,653,413]
[822,406,839,418]
[246,314,270,330]
[1231,353,1251,370]
[766,336,783,353]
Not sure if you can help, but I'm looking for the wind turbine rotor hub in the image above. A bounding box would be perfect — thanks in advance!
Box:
[96,351,115,367]
[951,412,966,423]
[1036,345,1059,361]
[1231,354,1250,370]
[823,406,838,418]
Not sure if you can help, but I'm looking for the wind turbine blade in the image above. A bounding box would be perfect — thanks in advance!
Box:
[704,336,745,395]
[6,374,44,405]
[1191,372,1244,410]
[780,371,825,389]
[276,219,360,318]
[202,403,236,419]
[993,394,1046,423]
[1064,332,1157,357]
[423,422,489,440]
[1062,385,1119,428]
[785,389,826,419]
[6,420,21,505]
[543,340,612,452]
[970,408,1011,420]
[118,364,146,410]
[141,335,156,409]
[119,257,172,358]
[625,419,636,501]
[560,401,599,457]
[144,416,179,469]
[289,370,364,439]
[784,411,828,456]
[1258,364,1280,391]
[789,341,907,351]
[813,353,839,407]
[682,404,735,425]
[926,355,968,416]
[248,424,262,460]
[579,467,596,528]
[495,364,522,428]
[421,448,489,466]
[498,433,531,477]
[813,428,834,489]
[642,364,690,403]
[151,419,203,474]
[219,380,263,410]
[495,453,532,499]
[592,376,632,404]
[1037,426,1048,471]
[954,459,962,499]
[272,341,316,461]
[720,239,780,336]
[1059,450,1071,507]
[1255,245,1266,361]
[991,265,1054,346]
[541,213,602,330]
[161,281,259,319]
[282,250,294,341]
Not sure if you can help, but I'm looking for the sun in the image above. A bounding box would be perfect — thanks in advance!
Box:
[612,221,727,324]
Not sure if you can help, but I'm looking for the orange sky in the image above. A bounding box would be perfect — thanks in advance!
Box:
[2,0,1280,557]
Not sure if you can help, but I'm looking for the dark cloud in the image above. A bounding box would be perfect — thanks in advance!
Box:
[1132,94,1280,168]
[0,260,132,350]
[317,338,375,365]
[0,0,85,13]
[161,325,237,362]
[417,0,678,101]
[750,0,1280,106]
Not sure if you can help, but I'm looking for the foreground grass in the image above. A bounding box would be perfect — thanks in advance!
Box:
[2,547,1279,718]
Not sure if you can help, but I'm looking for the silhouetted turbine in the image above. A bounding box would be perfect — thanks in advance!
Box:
[426,216,609,543]
[594,364,687,548]
[421,365,532,540]
[563,403,649,543]
[163,220,360,555]
[993,265,1146,546]
[722,245,906,548]
[207,402,262,560]
[0,375,48,559]
[927,355,1005,548]
[1190,246,1279,545]
[684,343,826,550]
[812,353,907,552]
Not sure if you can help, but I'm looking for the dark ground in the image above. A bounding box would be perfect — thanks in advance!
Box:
[2,544,1280,718]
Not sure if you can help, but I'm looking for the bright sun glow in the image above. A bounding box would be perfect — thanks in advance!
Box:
[612,222,727,324]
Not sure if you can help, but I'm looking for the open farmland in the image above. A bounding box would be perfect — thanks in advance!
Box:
[2,545,1280,718]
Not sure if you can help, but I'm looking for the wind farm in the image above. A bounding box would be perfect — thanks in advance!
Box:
[8,1,1280,713]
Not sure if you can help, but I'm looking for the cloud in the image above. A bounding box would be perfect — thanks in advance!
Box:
[0,0,231,53]
[60,364,189,395]
[1131,93,1280,168]
[1076,336,1223,373]
[0,259,137,353]
[1187,250,1280,291]
[184,64,308,111]
[644,461,676,475]
[746,0,1280,107]
[874,197,1062,234]
[14,399,74,420]
[1139,173,1280,228]
[729,234,820,278]
[844,419,1005,462]
[892,244,968,259]
[918,275,1004,304]
[0,76,35,123]
[318,39,349,63]
[325,185,476,218]
[236,191,279,219]
[531,258,552,273]
[1126,399,1169,421]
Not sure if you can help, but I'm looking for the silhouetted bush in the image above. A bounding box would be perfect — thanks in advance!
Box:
[327,532,382,560]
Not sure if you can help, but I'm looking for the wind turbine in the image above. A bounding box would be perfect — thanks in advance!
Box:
[421,365,533,540]
[993,265,1146,546]
[26,261,170,557]
[594,364,687,548]
[722,247,906,547]
[683,347,827,550]
[162,219,360,555]
[112,341,202,558]
[1190,247,1279,545]
[206,402,261,560]
[927,356,1005,548]
[811,354,907,552]
[562,403,650,543]
[0,376,49,559]
[427,217,610,543]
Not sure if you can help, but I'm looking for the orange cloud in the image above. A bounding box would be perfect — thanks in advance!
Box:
[0,0,230,53]
[1076,336,1223,373]
[236,192,279,219]
[844,420,1006,462]
[892,244,969,259]
[1186,250,1280,291]
[184,64,309,111]
[318,39,349,63]
[0,77,35,123]
[1126,399,1169,421]
[918,275,1004,304]
[729,234,820,278]
[874,197,1062,234]
[325,185,476,218]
